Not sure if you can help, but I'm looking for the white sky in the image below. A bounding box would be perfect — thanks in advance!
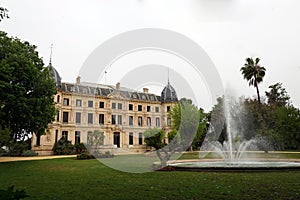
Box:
[1,0,300,110]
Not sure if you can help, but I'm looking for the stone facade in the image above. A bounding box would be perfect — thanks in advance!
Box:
[32,65,178,155]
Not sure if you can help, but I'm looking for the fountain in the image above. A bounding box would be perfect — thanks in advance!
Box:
[168,95,300,171]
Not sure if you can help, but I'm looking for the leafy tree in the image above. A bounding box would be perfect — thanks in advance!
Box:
[144,128,171,166]
[0,7,9,22]
[265,83,290,107]
[144,128,165,150]
[240,57,266,104]
[0,31,57,144]
[87,130,105,147]
[168,98,202,151]
[0,126,11,147]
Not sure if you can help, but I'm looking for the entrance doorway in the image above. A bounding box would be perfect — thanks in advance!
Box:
[113,132,120,148]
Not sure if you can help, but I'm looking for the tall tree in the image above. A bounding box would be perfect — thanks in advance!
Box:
[240,57,266,104]
[265,83,290,107]
[0,6,9,22]
[0,31,57,144]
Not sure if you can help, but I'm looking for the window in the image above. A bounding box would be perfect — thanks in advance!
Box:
[112,115,116,125]
[118,103,122,110]
[167,106,171,112]
[129,116,133,126]
[63,98,69,106]
[138,105,142,111]
[138,116,142,126]
[76,99,82,107]
[129,132,133,145]
[156,117,160,127]
[155,107,159,113]
[88,100,93,108]
[129,104,133,111]
[112,102,116,109]
[167,117,171,126]
[63,112,69,123]
[118,115,122,125]
[99,101,105,108]
[76,112,81,124]
[147,106,151,112]
[138,133,143,145]
[57,111,60,122]
[62,131,68,140]
[99,114,104,124]
[88,113,93,124]
[147,117,151,127]
[57,95,60,103]
[75,131,81,144]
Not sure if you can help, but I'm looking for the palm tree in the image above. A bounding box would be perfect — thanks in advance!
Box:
[240,57,266,104]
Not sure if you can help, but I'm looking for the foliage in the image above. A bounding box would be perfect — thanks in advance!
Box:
[77,151,114,160]
[52,138,75,155]
[240,57,266,104]
[74,143,87,154]
[0,7,9,22]
[265,82,290,107]
[0,127,11,147]
[208,81,300,151]
[143,128,165,150]
[76,152,95,160]
[145,99,207,166]
[0,31,57,143]
[21,150,37,157]
[168,98,203,150]
[87,130,105,147]
[0,186,28,200]
[8,142,30,156]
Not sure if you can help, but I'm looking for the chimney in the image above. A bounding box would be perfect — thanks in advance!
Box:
[143,88,149,93]
[116,82,120,90]
[76,76,81,84]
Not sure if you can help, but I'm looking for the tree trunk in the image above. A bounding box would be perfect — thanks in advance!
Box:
[256,85,261,104]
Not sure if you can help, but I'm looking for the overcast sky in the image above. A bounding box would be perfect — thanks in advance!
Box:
[1,0,300,110]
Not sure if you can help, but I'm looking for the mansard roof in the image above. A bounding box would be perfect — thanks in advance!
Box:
[60,82,161,102]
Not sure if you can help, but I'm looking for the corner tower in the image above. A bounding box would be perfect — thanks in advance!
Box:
[161,81,178,103]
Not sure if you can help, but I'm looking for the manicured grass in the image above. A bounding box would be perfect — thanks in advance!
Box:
[1,157,300,199]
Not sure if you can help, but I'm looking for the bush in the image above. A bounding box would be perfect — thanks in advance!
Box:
[74,143,87,154]
[52,138,75,155]
[0,185,29,200]
[92,150,114,158]
[9,142,30,156]
[76,152,95,160]
[0,148,8,157]
[21,150,37,157]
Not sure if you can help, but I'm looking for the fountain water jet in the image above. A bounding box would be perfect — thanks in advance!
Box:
[168,95,300,171]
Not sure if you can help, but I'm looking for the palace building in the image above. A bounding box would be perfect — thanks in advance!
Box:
[32,63,178,155]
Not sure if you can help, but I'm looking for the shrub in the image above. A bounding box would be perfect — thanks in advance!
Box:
[9,142,30,156]
[76,152,95,160]
[92,150,114,158]
[0,185,29,200]
[52,138,75,155]
[0,148,8,157]
[21,150,38,157]
[74,143,87,154]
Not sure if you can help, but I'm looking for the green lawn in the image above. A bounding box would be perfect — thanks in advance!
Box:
[0,156,300,200]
